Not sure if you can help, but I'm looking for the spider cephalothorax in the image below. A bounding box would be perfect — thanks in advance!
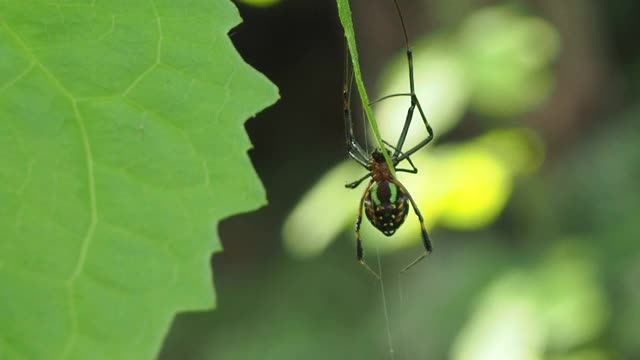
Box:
[342,0,435,278]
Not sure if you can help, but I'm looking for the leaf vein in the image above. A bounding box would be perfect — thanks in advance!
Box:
[0,61,35,93]
[0,20,100,360]
[121,0,163,96]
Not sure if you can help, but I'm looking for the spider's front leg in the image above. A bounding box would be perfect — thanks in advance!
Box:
[354,180,381,279]
[393,48,435,163]
[345,173,371,189]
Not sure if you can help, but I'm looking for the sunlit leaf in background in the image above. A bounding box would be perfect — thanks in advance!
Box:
[376,38,470,146]
[436,146,511,229]
[457,5,560,117]
[537,244,610,349]
[282,161,363,258]
[452,270,543,360]
[474,128,545,175]
[440,128,545,229]
[451,243,609,360]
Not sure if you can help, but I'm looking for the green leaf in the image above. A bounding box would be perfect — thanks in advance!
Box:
[336,0,394,173]
[0,1,278,359]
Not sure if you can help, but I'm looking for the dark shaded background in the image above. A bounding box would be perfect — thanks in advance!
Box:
[161,0,640,359]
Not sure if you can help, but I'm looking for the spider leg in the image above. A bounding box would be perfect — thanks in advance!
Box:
[395,97,433,162]
[393,89,417,158]
[381,139,417,173]
[347,148,369,168]
[395,167,417,174]
[394,155,417,174]
[345,173,371,189]
[388,2,436,160]
[397,154,417,173]
[370,92,411,106]
[392,179,433,273]
[392,48,435,161]
[355,180,381,279]
[344,41,370,168]
[391,4,419,158]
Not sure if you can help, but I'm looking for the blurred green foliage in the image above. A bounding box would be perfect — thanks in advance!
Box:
[162,1,640,359]
[457,5,559,116]
[164,107,640,360]
[284,128,543,255]
[451,243,608,360]
[283,4,552,256]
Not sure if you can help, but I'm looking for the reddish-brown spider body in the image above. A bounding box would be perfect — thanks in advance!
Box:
[363,151,410,236]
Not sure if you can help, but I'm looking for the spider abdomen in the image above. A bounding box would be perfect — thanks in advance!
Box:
[364,180,410,236]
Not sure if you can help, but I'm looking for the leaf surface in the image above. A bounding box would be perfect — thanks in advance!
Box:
[0,1,277,359]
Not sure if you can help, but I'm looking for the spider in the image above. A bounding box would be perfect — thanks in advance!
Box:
[343,0,434,278]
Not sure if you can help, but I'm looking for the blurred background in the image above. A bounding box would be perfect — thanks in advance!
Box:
[161,0,640,359]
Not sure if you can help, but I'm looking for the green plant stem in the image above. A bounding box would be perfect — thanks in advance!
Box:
[337,0,395,175]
